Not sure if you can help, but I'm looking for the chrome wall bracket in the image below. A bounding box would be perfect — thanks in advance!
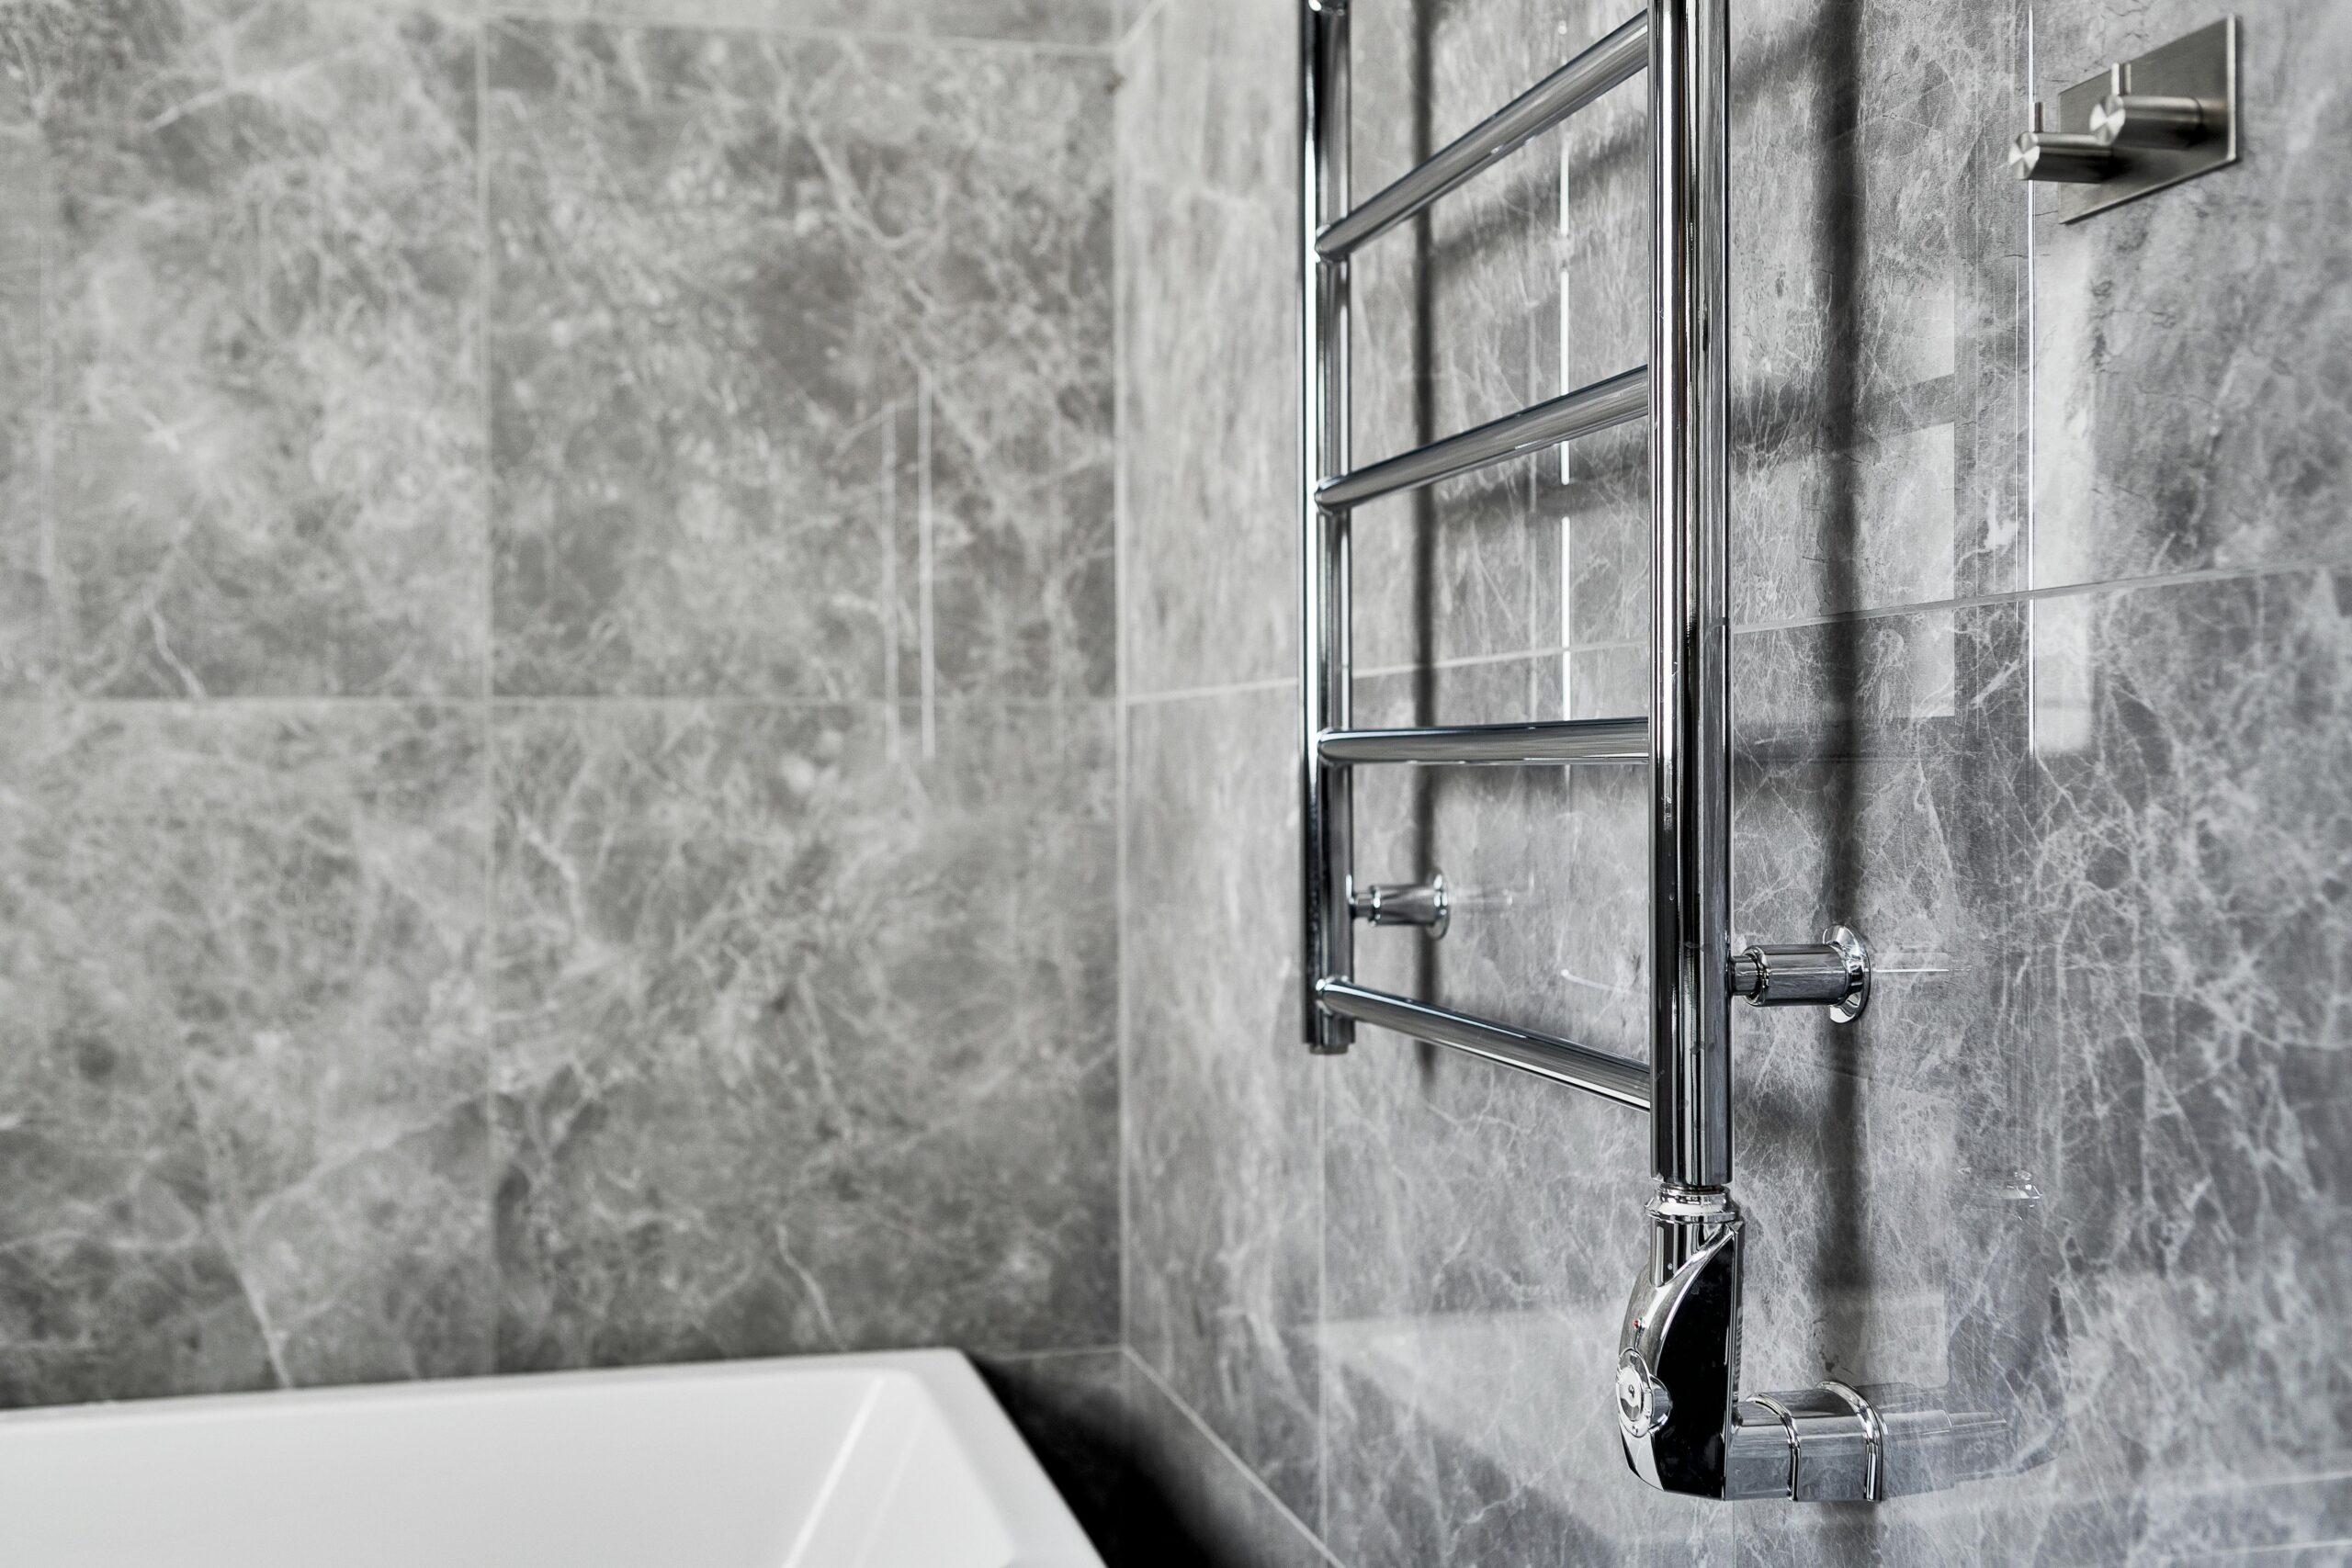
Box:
[2009,17,2239,222]
[1729,925,1870,1022]
[1351,872,1449,936]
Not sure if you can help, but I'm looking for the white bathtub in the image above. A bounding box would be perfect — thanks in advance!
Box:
[0,1348,1104,1568]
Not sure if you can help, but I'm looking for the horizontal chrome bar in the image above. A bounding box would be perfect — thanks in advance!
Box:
[1316,366,1646,510]
[1317,979,1651,1111]
[1315,11,1649,259]
[1319,716,1646,765]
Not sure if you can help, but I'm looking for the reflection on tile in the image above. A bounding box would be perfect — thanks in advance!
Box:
[1321,1310,1730,1567]
[1344,0,1589,672]
[1115,0,1297,695]
[1730,602,2059,1564]
[1124,684,1323,1520]
[1,1,485,697]
[492,698,1117,1367]
[1351,653,1646,1062]
[1732,0,2027,626]
[490,21,1112,699]
[2031,0,2352,589]
[0,704,492,1406]
[1327,666,1713,1567]
[882,373,1115,708]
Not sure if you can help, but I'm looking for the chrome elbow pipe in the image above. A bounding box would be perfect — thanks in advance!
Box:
[1614,1190,1888,1502]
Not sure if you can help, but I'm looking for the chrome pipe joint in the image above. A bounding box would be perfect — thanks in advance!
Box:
[1613,1189,1883,1502]
[1614,1189,1890,1503]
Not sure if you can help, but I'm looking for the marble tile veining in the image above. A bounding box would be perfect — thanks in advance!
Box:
[1124,683,1324,1521]
[1730,0,2028,628]
[489,19,1113,700]
[482,0,1118,48]
[0,0,1128,1464]
[1114,0,1298,696]
[0,703,492,1406]
[492,698,1118,1367]
[2031,0,2352,591]
[0,0,486,698]
[1114,0,2352,1562]
[2015,569,2352,1563]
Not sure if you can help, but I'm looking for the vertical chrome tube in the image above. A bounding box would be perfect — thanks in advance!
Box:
[1646,0,1731,1186]
[1300,0,1355,1051]
[1620,0,1745,1496]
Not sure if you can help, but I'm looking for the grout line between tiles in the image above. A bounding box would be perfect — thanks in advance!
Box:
[1314,1002,1330,1545]
[474,10,502,1364]
[1120,1347,1351,1568]
[1111,15,1134,1359]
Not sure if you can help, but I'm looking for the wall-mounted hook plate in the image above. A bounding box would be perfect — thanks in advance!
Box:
[2014,17,2239,223]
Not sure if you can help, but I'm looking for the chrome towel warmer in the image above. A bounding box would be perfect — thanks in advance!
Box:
[1296,0,1957,1504]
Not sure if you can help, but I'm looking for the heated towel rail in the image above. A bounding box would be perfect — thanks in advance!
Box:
[1295,0,1990,1504]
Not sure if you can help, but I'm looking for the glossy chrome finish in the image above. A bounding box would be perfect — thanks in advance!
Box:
[1618,1185,1744,1494]
[2016,17,2239,222]
[1614,1187,1891,1503]
[1315,367,1646,511]
[1296,1,2002,1506]
[1622,0,1906,1506]
[1350,873,1449,936]
[1645,0,1732,1192]
[1300,0,1353,1052]
[1728,925,1871,1023]
[1316,12,1647,259]
[1317,980,1651,1111]
[1770,1385,1883,1502]
[1318,716,1646,766]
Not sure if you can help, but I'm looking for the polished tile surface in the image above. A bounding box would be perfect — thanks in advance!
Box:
[2030,0,2352,590]
[488,19,1113,701]
[492,698,1118,1366]
[1124,682,1324,1519]
[1114,0,2352,1562]
[487,0,1117,47]
[1114,0,1296,696]
[0,703,492,1405]
[0,0,1122,1416]
[0,0,486,699]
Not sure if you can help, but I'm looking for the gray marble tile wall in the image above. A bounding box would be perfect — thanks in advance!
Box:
[0,0,1118,1408]
[1116,3,2352,1567]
